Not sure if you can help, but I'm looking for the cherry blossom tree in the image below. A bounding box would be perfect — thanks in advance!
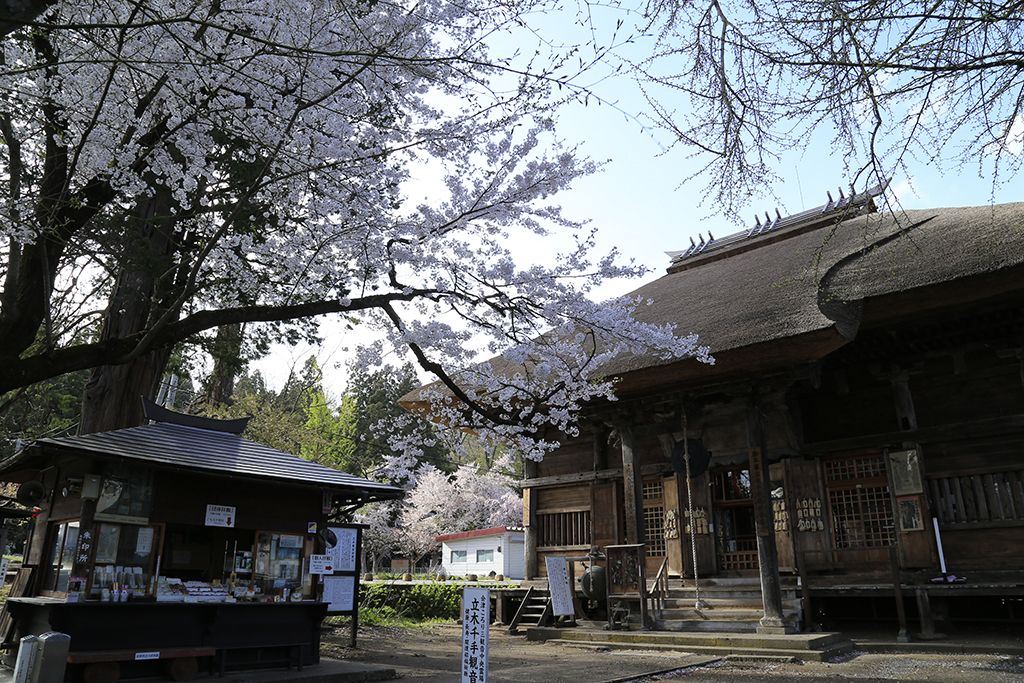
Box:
[1,0,708,438]
[388,465,524,569]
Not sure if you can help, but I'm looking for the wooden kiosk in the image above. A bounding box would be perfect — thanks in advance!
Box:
[0,402,403,681]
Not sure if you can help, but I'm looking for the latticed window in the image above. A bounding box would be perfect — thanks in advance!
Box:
[642,481,664,500]
[644,506,666,556]
[824,455,887,482]
[826,454,895,549]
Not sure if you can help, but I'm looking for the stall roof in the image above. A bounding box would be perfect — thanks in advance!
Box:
[2,422,404,503]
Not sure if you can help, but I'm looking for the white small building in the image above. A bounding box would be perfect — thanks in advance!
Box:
[436,526,525,579]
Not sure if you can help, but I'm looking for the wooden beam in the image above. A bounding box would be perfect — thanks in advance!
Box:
[522,463,674,490]
[524,460,538,580]
[802,414,1024,454]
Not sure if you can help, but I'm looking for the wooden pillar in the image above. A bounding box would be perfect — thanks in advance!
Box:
[889,364,918,432]
[620,426,644,547]
[524,460,538,580]
[746,399,795,634]
[593,426,608,471]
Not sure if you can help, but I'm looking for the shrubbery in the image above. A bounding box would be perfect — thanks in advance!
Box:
[359,582,462,621]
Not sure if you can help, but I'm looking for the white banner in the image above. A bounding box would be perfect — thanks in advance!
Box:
[461,588,490,683]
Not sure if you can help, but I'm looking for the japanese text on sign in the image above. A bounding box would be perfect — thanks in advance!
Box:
[205,504,235,528]
[461,588,489,683]
[545,556,575,616]
[309,554,333,575]
[326,527,358,572]
[323,575,355,612]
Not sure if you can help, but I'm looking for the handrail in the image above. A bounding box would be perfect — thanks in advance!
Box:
[648,556,670,620]
[507,586,535,634]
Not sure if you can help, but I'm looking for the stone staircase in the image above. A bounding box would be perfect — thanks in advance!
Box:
[651,576,802,632]
[529,628,854,662]
[523,575,854,662]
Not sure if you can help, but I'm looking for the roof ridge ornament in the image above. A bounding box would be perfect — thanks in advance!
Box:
[670,180,889,268]
[141,397,252,433]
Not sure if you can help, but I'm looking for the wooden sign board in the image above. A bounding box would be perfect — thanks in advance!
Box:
[544,556,575,616]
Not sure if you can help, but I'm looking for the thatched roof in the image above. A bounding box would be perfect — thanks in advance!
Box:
[606,202,1024,380]
[403,201,1024,408]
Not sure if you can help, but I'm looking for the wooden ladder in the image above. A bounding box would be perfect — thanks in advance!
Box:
[508,587,552,633]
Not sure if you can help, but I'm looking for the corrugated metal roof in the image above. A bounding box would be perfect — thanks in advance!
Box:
[435,526,525,543]
[23,422,403,501]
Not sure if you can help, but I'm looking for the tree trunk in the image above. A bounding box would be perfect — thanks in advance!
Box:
[207,323,244,406]
[79,350,174,434]
[78,189,180,434]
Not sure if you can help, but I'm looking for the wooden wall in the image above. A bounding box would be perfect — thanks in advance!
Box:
[151,469,322,533]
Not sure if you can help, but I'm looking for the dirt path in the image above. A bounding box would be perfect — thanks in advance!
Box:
[320,622,1024,683]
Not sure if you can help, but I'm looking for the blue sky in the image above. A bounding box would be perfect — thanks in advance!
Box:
[250,9,1023,395]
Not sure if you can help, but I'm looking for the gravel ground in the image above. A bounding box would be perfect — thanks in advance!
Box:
[320,622,1024,683]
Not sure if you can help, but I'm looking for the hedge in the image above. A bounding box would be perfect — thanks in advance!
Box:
[359,582,463,621]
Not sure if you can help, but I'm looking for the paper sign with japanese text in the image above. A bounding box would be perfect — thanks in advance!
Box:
[204,504,235,528]
[545,556,575,616]
[309,554,333,575]
[461,587,489,683]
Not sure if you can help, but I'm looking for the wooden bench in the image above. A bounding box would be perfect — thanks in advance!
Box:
[67,647,216,683]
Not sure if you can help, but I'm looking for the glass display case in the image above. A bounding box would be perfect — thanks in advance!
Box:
[254,531,310,600]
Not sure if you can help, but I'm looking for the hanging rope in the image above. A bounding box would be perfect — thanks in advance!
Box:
[683,410,709,611]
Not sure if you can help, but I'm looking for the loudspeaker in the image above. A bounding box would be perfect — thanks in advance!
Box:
[16,480,46,507]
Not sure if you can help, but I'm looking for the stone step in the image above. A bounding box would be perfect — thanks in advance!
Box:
[655,619,759,633]
[658,597,800,609]
[529,627,854,663]
[655,610,798,626]
[660,588,800,599]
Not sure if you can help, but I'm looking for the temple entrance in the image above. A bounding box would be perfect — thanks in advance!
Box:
[640,475,685,576]
[711,467,759,572]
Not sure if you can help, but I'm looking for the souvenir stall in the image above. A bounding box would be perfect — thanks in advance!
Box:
[0,402,402,681]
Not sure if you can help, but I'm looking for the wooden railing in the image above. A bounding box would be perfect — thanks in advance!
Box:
[648,556,669,620]
[928,468,1024,525]
[536,510,590,548]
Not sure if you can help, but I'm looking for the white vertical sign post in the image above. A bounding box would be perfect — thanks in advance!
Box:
[461,588,490,683]
[545,556,575,616]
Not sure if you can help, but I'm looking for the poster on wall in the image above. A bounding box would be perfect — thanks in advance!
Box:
[322,575,355,611]
[94,465,153,524]
[897,496,925,531]
[890,450,924,496]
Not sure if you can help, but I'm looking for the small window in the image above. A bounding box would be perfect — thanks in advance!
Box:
[476,549,494,563]
[451,550,467,563]
[41,520,80,596]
